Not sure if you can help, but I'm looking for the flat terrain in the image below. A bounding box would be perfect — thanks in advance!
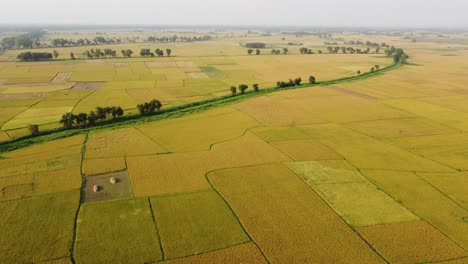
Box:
[1,30,468,263]
[0,33,390,139]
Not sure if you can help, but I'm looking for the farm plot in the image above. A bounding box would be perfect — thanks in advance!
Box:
[235,95,325,126]
[271,139,342,161]
[151,190,249,259]
[357,220,467,264]
[137,107,260,152]
[0,166,81,201]
[51,72,72,83]
[0,135,84,177]
[145,61,196,68]
[1,83,72,94]
[85,127,168,159]
[75,198,162,264]
[0,191,79,264]
[186,71,209,79]
[83,170,133,203]
[251,126,310,142]
[208,164,385,263]
[298,123,455,172]
[344,117,457,139]
[383,98,468,131]
[70,82,105,91]
[417,171,468,209]
[126,132,290,196]
[387,133,468,170]
[115,62,129,67]
[2,106,73,130]
[82,157,127,176]
[162,243,267,264]
[286,160,418,226]
[361,170,468,250]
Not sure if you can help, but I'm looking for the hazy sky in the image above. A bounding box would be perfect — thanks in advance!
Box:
[1,0,467,28]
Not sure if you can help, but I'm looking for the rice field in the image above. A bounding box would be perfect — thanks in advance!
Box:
[1,31,468,263]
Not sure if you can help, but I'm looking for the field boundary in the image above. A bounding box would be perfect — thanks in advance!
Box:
[0,62,402,154]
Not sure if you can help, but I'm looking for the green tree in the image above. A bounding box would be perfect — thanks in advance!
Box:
[60,112,75,128]
[125,49,133,57]
[87,111,98,125]
[247,49,253,55]
[166,48,172,56]
[357,70,361,75]
[255,49,260,55]
[283,48,288,54]
[75,113,88,127]
[230,86,237,95]
[309,75,316,84]
[238,84,248,94]
[70,52,76,60]
[53,50,59,59]
[294,77,302,86]
[28,124,39,136]
[253,83,259,92]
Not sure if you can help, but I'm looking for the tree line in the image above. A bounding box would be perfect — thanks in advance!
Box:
[147,35,212,43]
[1,31,45,49]
[51,37,121,47]
[228,75,316,96]
[59,106,124,128]
[139,48,172,57]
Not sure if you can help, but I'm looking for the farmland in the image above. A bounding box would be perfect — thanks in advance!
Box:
[0,27,468,264]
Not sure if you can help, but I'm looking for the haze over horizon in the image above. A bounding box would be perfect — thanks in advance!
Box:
[2,0,468,28]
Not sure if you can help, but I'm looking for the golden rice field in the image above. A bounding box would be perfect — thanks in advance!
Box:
[0,33,392,139]
[0,31,468,263]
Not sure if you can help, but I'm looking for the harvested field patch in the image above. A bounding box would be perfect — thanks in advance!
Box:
[51,72,72,83]
[357,220,467,264]
[151,191,249,259]
[82,157,126,176]
[186,71,209,79]
[115,62,129,67]
[137,107,260,152]
[85,127,167,159]
[361,170,468,250]
[0,191,79,264]
[75,198,162,264]
[209,163,385,263]
[83,170,133,203]
[146,61,196,68]
[287,160,418,226]
[127,132,290,196]
[70,82,105,91]
[271,139,342,161]
[299,123,455,172]
[162,243,267,264]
